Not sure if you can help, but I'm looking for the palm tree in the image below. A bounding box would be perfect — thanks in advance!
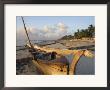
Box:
[88,24,95,38]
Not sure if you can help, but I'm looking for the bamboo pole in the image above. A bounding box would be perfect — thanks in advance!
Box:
[21,16,33,48]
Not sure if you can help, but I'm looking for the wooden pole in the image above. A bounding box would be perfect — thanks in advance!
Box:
[21,16,33,48]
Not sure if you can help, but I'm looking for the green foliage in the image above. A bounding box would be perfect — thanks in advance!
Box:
[61,35,74,40]
[60,24,95,40]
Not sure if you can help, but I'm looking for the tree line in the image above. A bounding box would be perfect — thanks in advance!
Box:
[60,24,95,40]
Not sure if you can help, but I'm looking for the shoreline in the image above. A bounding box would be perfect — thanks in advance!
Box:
[43,39,95,50]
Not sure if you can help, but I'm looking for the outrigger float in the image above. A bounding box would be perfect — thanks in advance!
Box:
[21,16,94,75]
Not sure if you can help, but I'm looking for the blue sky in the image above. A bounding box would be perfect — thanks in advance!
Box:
[16,16,95,40]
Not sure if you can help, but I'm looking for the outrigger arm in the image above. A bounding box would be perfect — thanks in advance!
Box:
[69,50,84,75]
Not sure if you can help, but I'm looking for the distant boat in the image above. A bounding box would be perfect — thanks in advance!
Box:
[21,16,94,75]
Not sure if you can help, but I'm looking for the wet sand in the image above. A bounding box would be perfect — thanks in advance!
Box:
[44,39,95,49]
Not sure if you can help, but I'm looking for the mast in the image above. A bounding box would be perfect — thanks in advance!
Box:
[21,16,33,48]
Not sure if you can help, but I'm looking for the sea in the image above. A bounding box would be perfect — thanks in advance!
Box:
[16,40,55,46]
[16,40,55,50]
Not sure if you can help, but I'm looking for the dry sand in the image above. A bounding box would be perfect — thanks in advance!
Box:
[45,39,95,50]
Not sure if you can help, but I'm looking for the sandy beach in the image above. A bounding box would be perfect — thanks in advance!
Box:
[16,39,95,75]
[44,39,95,50]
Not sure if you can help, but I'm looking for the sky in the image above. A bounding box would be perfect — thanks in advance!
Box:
[16,16,95,41]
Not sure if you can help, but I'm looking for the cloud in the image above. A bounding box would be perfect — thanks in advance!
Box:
[43,25,50,33]
[57,22,68,32]
[17,22,68,40]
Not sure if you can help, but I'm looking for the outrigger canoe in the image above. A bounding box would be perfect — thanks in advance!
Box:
[26,44,93,75]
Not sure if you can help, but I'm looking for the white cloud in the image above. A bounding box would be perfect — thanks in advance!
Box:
[17,22,68,40]
[57,22,68,32]
[43,25,50,33]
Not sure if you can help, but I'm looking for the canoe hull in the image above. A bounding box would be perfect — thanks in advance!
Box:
[32,59,68,75]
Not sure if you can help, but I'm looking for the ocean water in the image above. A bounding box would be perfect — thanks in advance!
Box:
[16,40,55,46]
[17,40,43,46]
